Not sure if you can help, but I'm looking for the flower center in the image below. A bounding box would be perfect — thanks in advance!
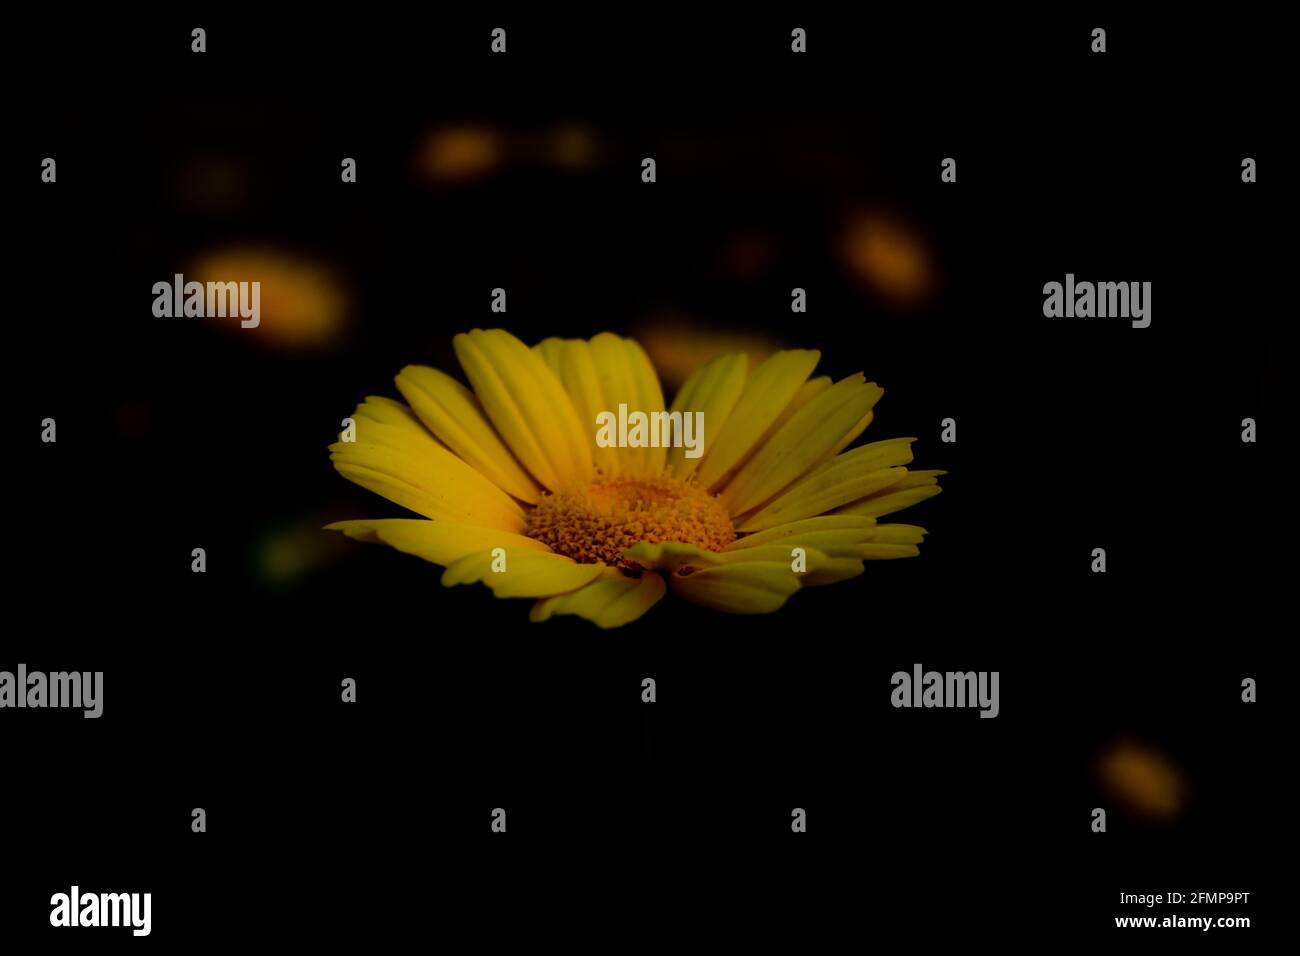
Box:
[525,474,736,568]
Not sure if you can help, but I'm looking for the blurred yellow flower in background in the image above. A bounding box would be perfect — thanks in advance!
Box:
[190,247,347,350]
[633,319,783,391]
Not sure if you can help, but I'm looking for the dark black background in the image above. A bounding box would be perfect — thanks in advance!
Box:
[6,10,1280,947]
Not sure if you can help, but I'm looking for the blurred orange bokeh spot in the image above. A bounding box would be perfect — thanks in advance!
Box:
[547,124,599,171]
[1097,740,1186,821]
[417,125,504,183]
[189,247,347,350]
[841,212,936,306]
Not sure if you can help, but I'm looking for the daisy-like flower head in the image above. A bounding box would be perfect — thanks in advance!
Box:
[328,329,943,628]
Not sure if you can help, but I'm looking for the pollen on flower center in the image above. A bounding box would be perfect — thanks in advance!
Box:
[525,474,736,568]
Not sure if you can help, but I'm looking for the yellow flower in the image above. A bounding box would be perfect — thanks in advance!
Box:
[327,329,943,628]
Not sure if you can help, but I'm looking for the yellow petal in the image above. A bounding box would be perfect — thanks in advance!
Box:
[724,514,875,546]
[588,333,667,477]
[737,469,907,531]
[454,329,592,491]
[859,542,921,559]
[738,375,830,464]
[694,349,820,490]
[734,438,918,531]
[669,561,805,614]
[346,394,417,428]
[394,365,542,503]
[327,518,549,565]
[724,515,878,557]
[532,337,565,372]
[824,409,874,461]
[530,570,667,628]
[702,374,830,490]
[665,353,748,479]
[836,472,944,518]
[802,558,866,586]
[721,374,884,515]
[625,337,668,475]
[330,397,525,531]
[707,544,833,566]
[727,516,926,560]
[622,540,723,574]
[441,549,606,597]
[871,524,928,545]
[538,337,620,478]
[782,375,831,411]
[624,539,835,574]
